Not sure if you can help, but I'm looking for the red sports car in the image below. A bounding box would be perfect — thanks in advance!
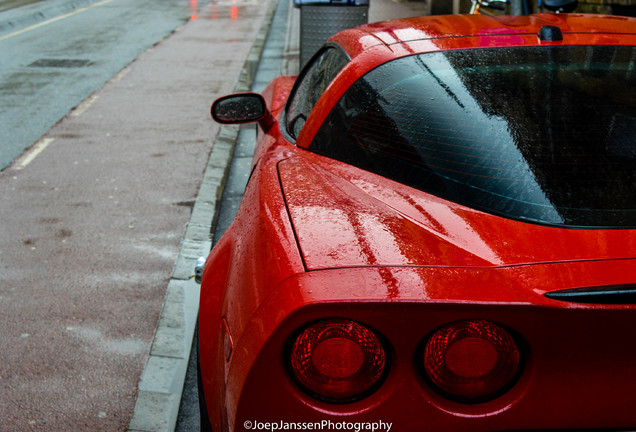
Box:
[198,12,636,432]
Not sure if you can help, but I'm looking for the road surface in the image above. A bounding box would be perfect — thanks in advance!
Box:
[0,0,273,430]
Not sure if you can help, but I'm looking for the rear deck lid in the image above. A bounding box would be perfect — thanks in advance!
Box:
[278,156,636,271]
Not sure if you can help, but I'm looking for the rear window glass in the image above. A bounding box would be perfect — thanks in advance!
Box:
[310,46,636,228]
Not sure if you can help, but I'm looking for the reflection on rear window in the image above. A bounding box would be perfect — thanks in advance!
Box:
[310,46,636,228]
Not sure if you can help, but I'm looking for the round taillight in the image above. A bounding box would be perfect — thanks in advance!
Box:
[290,319,386,402]
[423,320,520,403]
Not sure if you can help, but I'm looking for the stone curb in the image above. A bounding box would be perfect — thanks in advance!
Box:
[126,1,279,431]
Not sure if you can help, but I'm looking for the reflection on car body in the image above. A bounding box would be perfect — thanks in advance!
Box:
[197,12,636,432]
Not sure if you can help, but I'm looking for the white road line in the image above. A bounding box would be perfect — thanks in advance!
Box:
[71,94,99,117]
[0,0,115,42]
[110,66,131,83]
[14,138,54,170]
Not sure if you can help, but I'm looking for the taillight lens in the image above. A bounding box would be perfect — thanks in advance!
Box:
[290,319,386,402]
[423,320,520,403]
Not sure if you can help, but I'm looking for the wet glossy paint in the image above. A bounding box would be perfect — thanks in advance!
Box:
[279,154,636,270]
[199,13,636,432]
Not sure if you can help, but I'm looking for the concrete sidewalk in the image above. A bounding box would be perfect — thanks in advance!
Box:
[128,1,281,431]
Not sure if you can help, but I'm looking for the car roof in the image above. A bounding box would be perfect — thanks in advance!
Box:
[294,13,636,153]
[329,13,636,60]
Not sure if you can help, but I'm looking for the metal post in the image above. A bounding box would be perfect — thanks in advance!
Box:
[296,0,369,68]
[510,0,532,14]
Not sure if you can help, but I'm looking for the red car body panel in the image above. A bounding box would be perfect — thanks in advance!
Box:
[220,261,636,430]
[199,13,636,432]
[280,154,636,270]
[338,13,636,57]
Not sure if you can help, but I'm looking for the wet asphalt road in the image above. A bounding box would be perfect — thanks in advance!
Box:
[0,0,201,170]
[0,0,273,430]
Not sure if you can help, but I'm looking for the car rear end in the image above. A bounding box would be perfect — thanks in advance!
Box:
[224,261,636,431]
[205,13,636,431]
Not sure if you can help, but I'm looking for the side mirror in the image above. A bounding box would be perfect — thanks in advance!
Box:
[211,93,275,131]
